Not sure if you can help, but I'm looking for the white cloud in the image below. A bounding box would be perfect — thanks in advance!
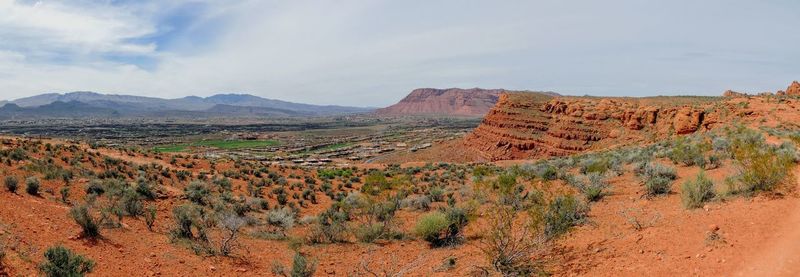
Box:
[0,0,798,106]
[0,0,157,57]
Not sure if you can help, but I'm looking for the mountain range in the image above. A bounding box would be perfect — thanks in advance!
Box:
[0,92,372,119]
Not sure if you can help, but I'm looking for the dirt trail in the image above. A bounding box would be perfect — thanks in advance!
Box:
[734,170,800,276]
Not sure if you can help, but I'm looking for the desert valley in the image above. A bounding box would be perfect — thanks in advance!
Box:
[1,2,798,276]
[1,81,800,276]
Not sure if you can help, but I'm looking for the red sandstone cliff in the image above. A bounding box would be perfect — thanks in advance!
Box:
[464,93,734,161]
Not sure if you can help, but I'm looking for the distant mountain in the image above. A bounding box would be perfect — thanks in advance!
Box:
[375,88,505,117]
[0,101,119,120]
[1,91,372,119]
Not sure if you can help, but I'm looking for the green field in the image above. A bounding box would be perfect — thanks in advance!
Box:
[154,139,280,153]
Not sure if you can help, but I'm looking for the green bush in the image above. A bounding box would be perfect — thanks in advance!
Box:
[38,245,95,277]
[580,157,611,174]
[4,176,18,193]
[26,176,40,195]
[185,181,210,205]
[668,137,707,166]
[681,171,715,209]
[307,207,349,244]
[414,207,469,247]
[645,177,672,196]
[70,205,100,238]
[171,204,198,239]
[544,195,588,238]
[354,223,385,243]
[729,128,795,193]
[291,252,317,277]
[568,173,607,202]
[85,180,105,195]
[414,212,450,244]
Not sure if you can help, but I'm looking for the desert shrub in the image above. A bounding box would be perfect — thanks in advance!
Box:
[273,252,317,277]
[681,171,716,209]
[267,207,296,237]
[185,181,211,205]
[645,177,672,196]
[568,173,608,202]
[480,206,545,276]
[728,128,795,193]
[4,176,17,193]
[641,163,677,180]
[706,154,723,169]
[668,137,707,166]
[70,205,100,238]
[307,207,349,244]
[84,180,105,195]
[25,176,40,195]
[120,189,144,217]
[219,214,246,256]
[544,195,588,238]
[414,212,449,244]
[400,195,431,211]
[537,164,559,180]
[144,205,157,231]
[579,157,611,174]
[414,207,469,247]
[60,187,70,203]
[361,172,389,195]
[640,163,677,196]
[354,223,386,243]
[38,245,95,277]
[428,186,445,202]
[135,178,156,200]
[171,204,198,239]
[291,252,317,277]
[712,136,730,153]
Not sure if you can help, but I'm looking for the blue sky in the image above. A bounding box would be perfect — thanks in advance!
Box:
[0,0,798,106]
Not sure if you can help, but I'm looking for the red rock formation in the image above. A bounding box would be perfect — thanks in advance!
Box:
[787,81,800,96]
[465,93,716,160]
[376,88,504,116]
[723,90,747,97]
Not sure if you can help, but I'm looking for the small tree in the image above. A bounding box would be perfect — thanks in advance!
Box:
[38,245,95,277]
[219,214,245,256]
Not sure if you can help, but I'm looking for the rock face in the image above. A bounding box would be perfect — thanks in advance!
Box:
[465,93,721,160]
[376,88,505,116]
[787,81,800,95]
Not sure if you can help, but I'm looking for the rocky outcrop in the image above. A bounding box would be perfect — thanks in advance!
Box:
[723,90,747,97]
[465,93,718,160]
[787,81,800,96]
[376,88,505,117]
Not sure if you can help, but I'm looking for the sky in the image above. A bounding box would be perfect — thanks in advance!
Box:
[0,0,798,107]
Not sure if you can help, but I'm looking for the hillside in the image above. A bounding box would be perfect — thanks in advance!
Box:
[376,88,507,117]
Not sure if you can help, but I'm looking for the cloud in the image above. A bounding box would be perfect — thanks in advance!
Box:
[0,0,798,106]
